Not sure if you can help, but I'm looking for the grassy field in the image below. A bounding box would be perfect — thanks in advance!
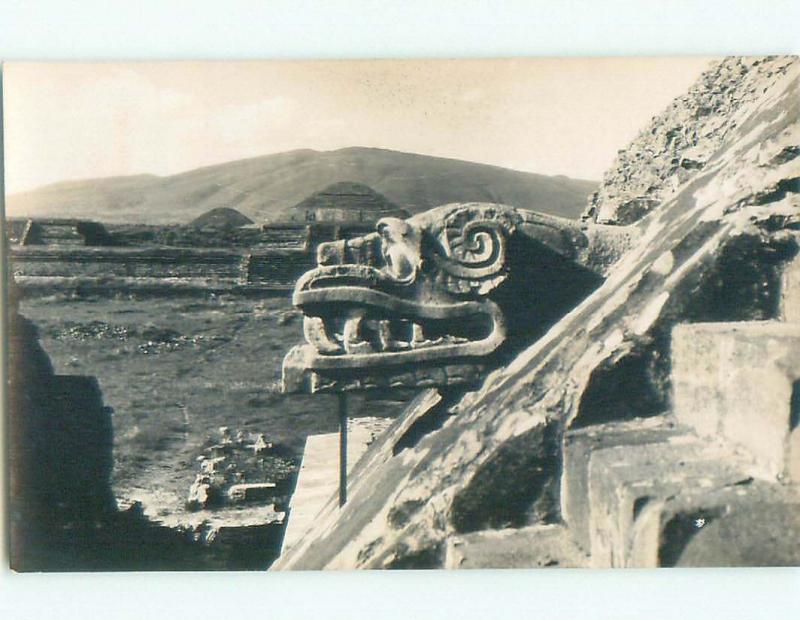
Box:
[19,291,407,524]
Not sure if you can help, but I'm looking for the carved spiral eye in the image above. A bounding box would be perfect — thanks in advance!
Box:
[441,220,506,279]
[431,205,519,296]
[453,224,503,269]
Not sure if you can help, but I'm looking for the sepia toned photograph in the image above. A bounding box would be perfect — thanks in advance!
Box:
[2,55,799,572]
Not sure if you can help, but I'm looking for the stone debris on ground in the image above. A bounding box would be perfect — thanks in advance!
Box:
[185,426,296,511]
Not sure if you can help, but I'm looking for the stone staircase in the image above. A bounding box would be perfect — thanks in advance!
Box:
[446,318,800,569]
[564,320,799,568]
[445,247,800,570]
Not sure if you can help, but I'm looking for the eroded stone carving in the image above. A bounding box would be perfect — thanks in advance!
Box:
[283,202,636,393]
[273,57,800,570]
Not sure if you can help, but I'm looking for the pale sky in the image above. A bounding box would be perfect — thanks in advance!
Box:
[3,57,714,195]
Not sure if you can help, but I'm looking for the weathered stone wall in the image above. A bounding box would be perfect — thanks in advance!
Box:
[259,224,310,249]
[242,250,315,286]
[9,246,246,280]
[672,321,800,481]
[7,277,116,569]
[9,223,384,293]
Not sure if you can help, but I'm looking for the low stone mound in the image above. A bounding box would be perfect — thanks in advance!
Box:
[190,207,254,229]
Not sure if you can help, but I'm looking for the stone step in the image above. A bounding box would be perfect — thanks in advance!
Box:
[584,431,756,567]
[628,478,800,567]
[671,320,800,482]
[566,416,800,567]
[562,416,683,554]
[563,319,800,568]
[444,524,587,569]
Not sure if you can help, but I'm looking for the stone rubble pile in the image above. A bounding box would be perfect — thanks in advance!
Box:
[584,56,797,225]
[186,426,294,511]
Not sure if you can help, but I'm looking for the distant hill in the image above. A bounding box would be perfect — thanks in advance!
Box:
[190,207,254,229]
[6,147,598,224]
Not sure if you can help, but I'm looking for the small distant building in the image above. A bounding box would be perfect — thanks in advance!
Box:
[291,182,410,224]
[247,182,411,286]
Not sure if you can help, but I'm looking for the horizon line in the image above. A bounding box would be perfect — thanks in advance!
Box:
[6,145,601,197]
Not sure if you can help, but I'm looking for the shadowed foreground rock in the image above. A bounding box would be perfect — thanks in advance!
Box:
[274,56,800,570]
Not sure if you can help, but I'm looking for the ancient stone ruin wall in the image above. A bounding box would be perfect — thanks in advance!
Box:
[274,56,800,570]
[258,224,311,249]
[9,247,246,280]
[241,251,316,286]
[15,218,114,246]
[8,221,385,294]
[584,56,798,225]
[6,276,116,569]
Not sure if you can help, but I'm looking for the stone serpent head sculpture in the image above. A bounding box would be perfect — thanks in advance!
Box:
[283,202,635,393]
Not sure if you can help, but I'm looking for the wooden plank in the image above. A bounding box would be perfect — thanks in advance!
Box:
[281,417,392,553]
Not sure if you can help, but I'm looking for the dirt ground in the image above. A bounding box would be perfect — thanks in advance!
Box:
[19,291,408,525]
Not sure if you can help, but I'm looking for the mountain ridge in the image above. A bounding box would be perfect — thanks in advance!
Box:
[6,147,598,224]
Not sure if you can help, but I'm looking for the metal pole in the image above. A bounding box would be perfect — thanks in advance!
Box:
[338,392,348,507]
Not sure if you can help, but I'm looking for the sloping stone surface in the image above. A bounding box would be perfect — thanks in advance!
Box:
[584,56,798,225]
[273,59,799,570]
